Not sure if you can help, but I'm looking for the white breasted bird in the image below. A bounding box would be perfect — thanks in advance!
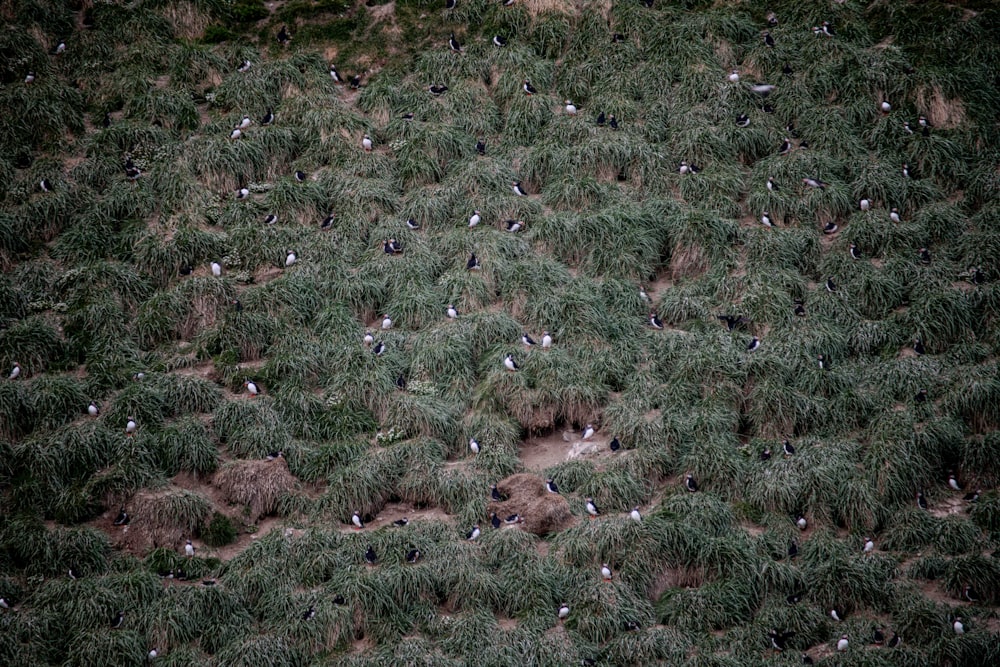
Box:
[837,634,849,652]
[469,210,481,227]
[469,437,480,455]
[504,354,519,371]
[362,134,373,151]
[184,540,195,557]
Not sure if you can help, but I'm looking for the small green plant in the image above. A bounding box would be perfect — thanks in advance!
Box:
[202,512,239,547]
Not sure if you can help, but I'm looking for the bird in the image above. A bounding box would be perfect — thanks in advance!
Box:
[429,84,448,96]
[445,0,456,8]
[475,140,486,155]
[447,304,458,319]
[329,65,342,83]
[393,518,409,527]
[767,177,779,192]
[113,508,129,526]
[902,163,911,178]
[558,603,570,621]
[490,512,501,529]
[802,177,827,189]
[953,618,964,635]
[211,261,222,276]
[963,585,979,602]
[849,243,862,260]
[769,629,794,651]
[890,207,901,223]
[541,331,552,348]
[504,514,522,524]
[649,312,664,329]
[229,127,242,140]
[493,35,507,47]
[728,69,740,83]
[761,211,772,227]
[260,109,274,125]
[265,451,282,461]
[582,424,595,440]
[825,277,837,292]
[817,354,827,370]
[504,354,519,371]
[736,113,751,128]
[468,210,481,227]
[860,198,871,211]
[609,437,622,452]
[678,161,691,174]
[881,100,892,114]
[761,448,771,461]
[545,478,560,494]
[794,299,806,317]
[238,115,251,129]
[747,336,761,352]
[596,111,606,126]
[782,439,795,456]
[469,437,480,455]
[2,596,12,609]
[381,314,393,330]
[873,627,885,644]
[523,79,537,95]
[466,525,480,541]
[263,213,278,226]
[888,633,902,648]
[629,506,642,522]
[124,157,141,180]
[916,491,928,510]
[863,537,874,553]
[521,332,536,347]
[512,181,528,196]
[111,611,124,629]
[363,330,374,346]
[101,112,112,128]
[55,40,66,54]
[8,363,21,380]
[763,31,775,47]
[821,21,835,37]
[504,219,525,232]
[39,178,53,192]
[684,474,699,492]
[125,416,137,435]
[903,121,914,134]
[365,545,378,564]
[796,515,807,530]
[919,247,931,264]
[467,253,481,270]
[786,593,800,605]
[372,341,386,356]
[285,250,298,267]
[406,548,420,564]
[88,401,99,417]
[718,314,748,331]
[276,25,290,44]
[321,213,335,230]
[778,138,792,155]
[914,338,925,355]
[601,563,613,581]
[448,32,462,52]
[133,372,145,382]
[750,83,776,95]
[949,474,962,491]
[836,634,849,652]
[184,540,194,557]
[963,489,981,503]
[830,608,844,622]
[24,71,36,84]
[767,12,778,27]
[349,74,361,89]
[294,170,307,182]
[565,100,577,115]
[585,498,600,518]
[491,485,503,502]
[405,218,420,230]
[302,605,316,621]
[362,134,373,151]
[915,388,928,403]
[352,511,364,530]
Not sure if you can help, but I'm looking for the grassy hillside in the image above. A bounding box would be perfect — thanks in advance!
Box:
[2,0,1000,664]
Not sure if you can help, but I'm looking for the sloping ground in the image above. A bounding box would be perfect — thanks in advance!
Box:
[1,0,1000,665]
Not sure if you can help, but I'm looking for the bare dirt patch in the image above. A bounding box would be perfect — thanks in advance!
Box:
[491,473,573,536]
[519,431,615,471]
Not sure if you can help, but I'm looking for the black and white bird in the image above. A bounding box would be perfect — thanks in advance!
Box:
[821,21,835,37]
[914,338,925,355]
[24,71,36,84]
[9,362,22,380]
[558,603,570,621]
[330,65,342,83]
[873,627,885,644]
[493,35,507,47]
[761,447,771,461]
[747,336,761,352]
[963,585,979,602]
[736,113,750,127]
[629,506,642,522]
[184,540,195,557]
[802,177,827,189]
[469,437,480,455]
[825,277,837,292]
[504,514,522,524]
[261,109,274,125]
[767,177,779,192]
[863,536,874,553]
[285,250,297,267]
[447,304,458,319]
[915,388,928,403]
[124,157,141,180]
[393,518,410,527]
[849,243,862,260]
[476,140,486,155]
[948,474,962,491]
[125,416,137,435]
[564,100,577,115]
[239,115,251,129]
[541,331,552,348]
[881,100,892,114]
[503,354,519,371]
[372,341,386,356]
[916,490,928,510]
[860,198,871,211]
[113,507,130,526]
[684,474,699,492]
[352,511,364,530]
[405,217,420,230]
[542,477,559,494]
[386,239,402,254]
[406,548,420,563]
[778,138,792,155]
[890,207,901,223]
[88,401,99,417]
[888,632,902,648]
[649,312,664,329]
[769,629,794,651]
[467,253,481,270]
[717,314,749,332]
[321,213,335,230]
[263,213,277,225]
[750,83,776,95]
[520,332,536,347]
[902,163,911,178]
[39,178,53,192]
[608,115,619,130]
[381,314,393,330]
[512,181,528,196]
[609,437,621,452]
[761,211,772,227]
[953,618,964,635]
[601,563,613,581]
[365,545,378,565]
[362,134,373,152]
[349,74,362,89]
[830,608,844,622]
[294,170,307,182]
[786,593,801,605]
[229,127,242,140]
[504,219,525,232]
[277,25,290,45]
[782,438,795,456]
[302,605,316,621]
[491,485,503,501]
[728,69,740,83]
[111,611,124,629]
[429,83,448,96]
[596,111,606,126]
[523,79,537,95]
[466,525,480,541]
[963,489,981,503]
[836,634,849,652]
[763,31,775,47]
[796,514,807,530]
[585,497,600,518]
[445,0,456,8]
[448,32,462,52]
[468,210,481,227]
[918,247,931,264]
[490,512,501,529]
[817,354,827,370]
[794,299,806,317]
[582,424,595,440]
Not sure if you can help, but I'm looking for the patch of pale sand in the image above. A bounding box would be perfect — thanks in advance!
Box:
[520,432,616,471]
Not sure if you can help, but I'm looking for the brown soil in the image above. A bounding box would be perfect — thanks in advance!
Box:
[490,473,573,536]
[519,430,615,471]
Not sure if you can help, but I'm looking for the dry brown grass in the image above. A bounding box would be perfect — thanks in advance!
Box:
[669,242,708,281]
[915,85,966,129]
[491,473,573,535]
[158,1,213,41]
[214,457,298,521]
[118,487,213,552]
